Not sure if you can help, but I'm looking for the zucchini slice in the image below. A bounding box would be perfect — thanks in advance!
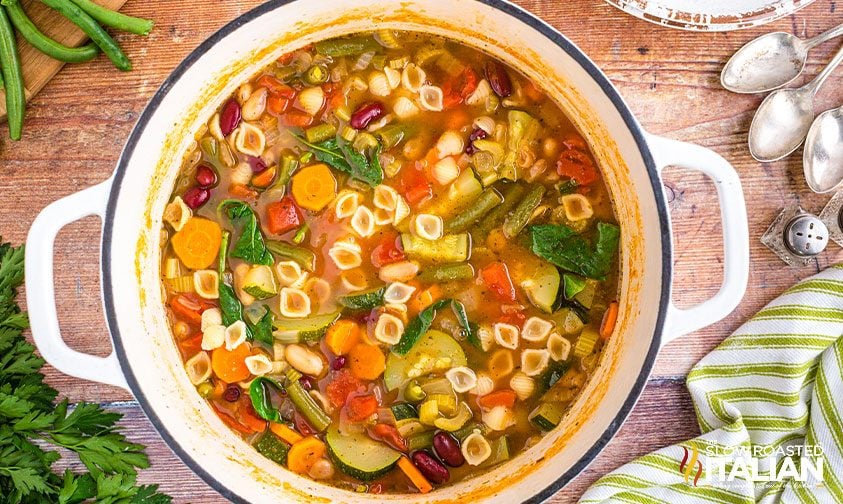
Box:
[401,233,469,263]
[326,426,401,481]
[529,402,564,431]
[384,330,467,391]
[520,259,560,314]
[390,402,418,421]
[338,286,386,311]
[253,431,290,465]
[272,311,341,343]
[242,265,278,300]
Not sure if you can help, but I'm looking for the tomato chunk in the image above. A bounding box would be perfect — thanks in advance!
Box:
[326,369,364,409]
[346,394,379,422]
[266,196,303,235]
[371,233,405,268]
[481,262,516,302]
[370,423,408,452]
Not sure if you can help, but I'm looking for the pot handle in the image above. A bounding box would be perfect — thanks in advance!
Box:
[645,133,750,346]
[25,178,129,390]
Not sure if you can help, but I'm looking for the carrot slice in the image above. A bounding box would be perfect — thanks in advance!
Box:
[325,320,360,356]
[251,165,277,188]
[287,436,326,474]
[170,217,222,269]
[348,343,386,380]
[270,423,304,445]
[600,301,619,340]
[168,294,203,325]
[408,285,441,314]
[291,163,337,211]
[211,344,251,383]
[398,456,433,494]
[478,389,517,409]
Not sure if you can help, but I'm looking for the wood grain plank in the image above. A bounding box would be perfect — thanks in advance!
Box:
[2,0,842,501]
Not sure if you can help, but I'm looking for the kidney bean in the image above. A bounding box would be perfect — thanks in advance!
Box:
[433,431,465,467]
[485,61,512,98]
[299,375,315,390]
[246,155,268,174]
[182,187,211,209]
[220,99,242,136]
[411,450,449,484]
[332,356,347,370]
[194,164,218,189]
[223,384,241,402]
[349,101,385,130]
[464,127,489,155]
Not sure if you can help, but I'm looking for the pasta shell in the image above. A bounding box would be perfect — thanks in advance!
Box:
[413,214,443,240]
[384,282,415,304]
[473,115,496,135]
[297,86,325,116]
[163,196,191,232]
[461,431,492,466]
[547,333,572,362]
[562,194,594,221]
[200,308,222,332]
[367,113,393,132]
[329,242,363,270]
[521,349,551,377]
[185,351,212,385]
[445,366,477,393]
[242,87,268,121]
[493,323,519,350]
[378,260,419,283]
[419,85,444,112]
[509,372,536,401]
[275,261,306,288]
[304,277,332,306]
[521,317,554,342]
[237,82,253,104]
[477,325,494,352]
[393,195,410,225]
[465,79,492,106]
[482,405,514,431]
[384,67,401,89]
[279,288,312,318]
[234,122,266,157]
[230,162,253,186]
[245,353,273,376]
[193,270,220,300]
[368,71,392,97]
[471,372,494,396]
[334,190,361,219]
[225,321,248,350]
[401,63,426,92]
[436,131,465,158]
[488,349,515,380]
[209,113,224,141]
[393,96,420,119]
[373,184,400,211]
[374,207,393,225]
[350,205,376,237]
[431,157,460,185]
[273,341,286,361]
[201,324,225,351]
[374,313,404,345]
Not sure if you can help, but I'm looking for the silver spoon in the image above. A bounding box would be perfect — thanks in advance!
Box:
[722,23,843,94]
[748,44,843,162]
[804,105,843,193]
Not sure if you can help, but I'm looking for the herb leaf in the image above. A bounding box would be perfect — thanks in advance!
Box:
[393,299,477,354]
[218,200,273,266]
[296,136,384,187]
[249,377,287,422]
[248,307,274,346]
[529,222,620,280]
[218,283,255,342]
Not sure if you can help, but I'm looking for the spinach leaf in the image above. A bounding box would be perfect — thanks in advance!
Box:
[219,283,254,340]
[451,300,480,349]
[249,377,287,422]
[248,306,274,346]
[296,136,384,187]
[529,222,620,280]
[393,298,478,354]
[563,274,586,299]
[218,200,273,266]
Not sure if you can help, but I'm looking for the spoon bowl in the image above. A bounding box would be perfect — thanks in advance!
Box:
[804,106,843,193]
[722,32,807,94]
[749,88,816,162]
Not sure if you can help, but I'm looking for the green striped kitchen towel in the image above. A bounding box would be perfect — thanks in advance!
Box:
[580,265,843,504]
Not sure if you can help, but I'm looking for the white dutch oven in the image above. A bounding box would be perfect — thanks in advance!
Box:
[25,1,750,502]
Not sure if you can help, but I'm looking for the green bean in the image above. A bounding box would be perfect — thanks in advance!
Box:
[503,185,545,238]
[40,0,132,71]
[304,123,337,144]
[302,65,328,86]
[417,263,475,283]
[0,6,24,140]
[5,2,99,63]
[266,240,316,271]
[68,0,153,35]
[443,188,503,234]
[218,231,230,278]
[376,123,418,149]
[473,182,527,237]
[314,35,380,57]
[407,430,435,451]
[285,369,331,432]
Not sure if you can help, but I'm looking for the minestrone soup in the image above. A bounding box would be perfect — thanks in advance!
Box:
[161,30,620,494]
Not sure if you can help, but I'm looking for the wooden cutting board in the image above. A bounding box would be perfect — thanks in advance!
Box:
[0,0,128,120]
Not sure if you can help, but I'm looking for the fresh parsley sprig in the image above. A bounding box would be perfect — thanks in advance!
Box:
[0,239,171,504]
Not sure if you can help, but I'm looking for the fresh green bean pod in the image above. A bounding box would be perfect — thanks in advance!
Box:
[5,2,99,63]
[314,35,380,57]
[285,369,331,432]
[266,240,316,271]
[376,123,418,149]
[68,0,153,35]
[304,123,337,144]
[473,182,527,237]
[416,262,475,283]
[503,185,545,238]
[443,188,503,234]
[0,6,25,140]
[40,0,132,71]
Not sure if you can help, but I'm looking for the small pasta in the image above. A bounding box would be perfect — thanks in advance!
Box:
[329,241,363,270]
[436,131,464,158]
[225,321,248,350]
[273,341,286,361]
[477,325,494,352]
[413,214,443,240]
[378,260,419,283]
[193,270,219,299]
[401,63,426,92]
[521,349,551,377]
[275,260,307,288]
[482,405,515,431]
[521,317,554,342]
[200,307,222,331]
[367,113,393,132]
[393,196,411,224]
[419,85,444,112]
[209,113,224,141]
[384,282,415,304]
[488,349,515,380]
[445,366,477,393]
[384,66,401,89]
[237,82,253,103]
[233,263,256,306]
[297,86,325,116]
[304,277,332,305]
[493,323,519,350]
[373,184,399,211]
[562,194,594,221]
[461,431,492,466]
[334,190,360,219]
[230,162,253,186]
[163,196,191,232]
[245,353,273,376]
[279,288,312,318]
[374,207,393,225]
[547,333,572,361]
[431,157,460,185]
[350,205,376,237]
[374,313,404,345]
[473,115,496,135]
[368,71,391,97]
[234,122,266,157]
[393,96,420,119]
[465,79,492,106]
[185,351,212,385]
[471,372,495,396]
[201,324,225,351]
[242,87,268,121]
[510,372,536,401]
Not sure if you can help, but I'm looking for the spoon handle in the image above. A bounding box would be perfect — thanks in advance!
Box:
[805,43,843,97]
[805,23,843,50]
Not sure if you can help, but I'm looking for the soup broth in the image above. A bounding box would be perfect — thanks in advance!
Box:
[160,30,619,494]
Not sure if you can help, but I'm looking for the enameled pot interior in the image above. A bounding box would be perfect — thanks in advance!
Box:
[102,1,669,502]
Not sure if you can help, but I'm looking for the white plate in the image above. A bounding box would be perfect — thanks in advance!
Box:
[606,0,817,31]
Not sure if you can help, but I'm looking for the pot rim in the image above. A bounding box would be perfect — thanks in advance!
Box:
[100,0,671,501]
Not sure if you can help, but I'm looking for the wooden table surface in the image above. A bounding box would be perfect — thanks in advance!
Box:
[1,0,841,502]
